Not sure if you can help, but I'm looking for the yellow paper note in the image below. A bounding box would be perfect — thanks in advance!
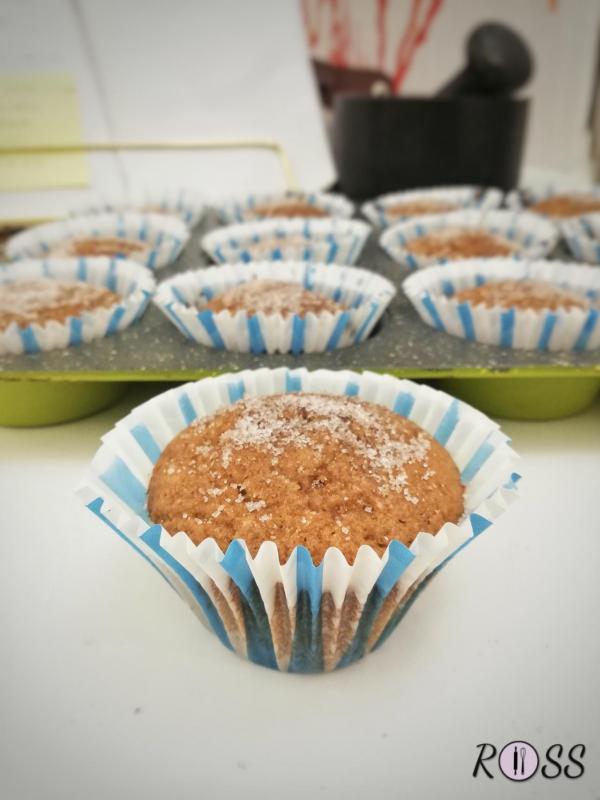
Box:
[0,73,89,191]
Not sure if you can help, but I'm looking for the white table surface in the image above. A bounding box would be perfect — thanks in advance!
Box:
[1,384,599,799]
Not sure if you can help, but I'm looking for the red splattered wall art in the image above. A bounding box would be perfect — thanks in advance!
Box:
[301,0,445,93]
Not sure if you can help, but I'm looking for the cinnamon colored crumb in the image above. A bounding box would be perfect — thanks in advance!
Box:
[405,228,518,260]
[48,236,149,259]
[201,279,345,317]
[453,279,590,311]
[147,393,465,563]
[530,194,600,218]
[385,200,458,218]
[0,278,120,330]
[250,202,329,219]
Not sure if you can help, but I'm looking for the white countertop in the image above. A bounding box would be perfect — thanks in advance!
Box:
[1,385,599,799]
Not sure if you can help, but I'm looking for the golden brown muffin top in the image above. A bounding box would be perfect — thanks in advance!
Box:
[453,279,590,311]
[530,194,600,219]
[147,393,464,563]
[49,236,149,259]
[405,228,518,260]
[385,200,458,218]
[0,278,120,331]
[250,202,329,219]
[202,279,345,317]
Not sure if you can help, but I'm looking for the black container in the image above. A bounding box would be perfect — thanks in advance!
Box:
[332,95,529,201]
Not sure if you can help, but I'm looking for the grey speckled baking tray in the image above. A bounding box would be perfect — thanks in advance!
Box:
[1,212,599,425]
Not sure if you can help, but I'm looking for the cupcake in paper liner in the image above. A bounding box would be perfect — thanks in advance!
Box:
[403,258,600,351]
[153,261,396,354]
[0,257,155,356]
[201,217,371,266]
[70,188,205,228]
[507,185,600,219]
[380,208,559,271]
[362,185,503,228]
[5,211,190,271]
[78,367,520,673]
[216,191,354,224]
[561,213,600,263]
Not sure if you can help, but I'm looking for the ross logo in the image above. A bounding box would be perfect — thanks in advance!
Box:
[473,741,586,781]
[498,741,539,781]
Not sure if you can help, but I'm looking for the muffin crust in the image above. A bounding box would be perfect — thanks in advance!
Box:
[202,279,345,317]
[385,200,458,218]
[147,393,465,563]
[250,202,329,219]
[530,194,600,218]
[453,279,590,311]
[48,236,149,259]
[405,228,518,260]
[0,278,120,330]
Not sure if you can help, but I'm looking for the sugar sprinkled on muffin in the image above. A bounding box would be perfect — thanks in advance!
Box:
[202,279,345,317]
[147,393,464,563]
[453,279,590,311]
[0,278,120,331]
[48,236,150,259]
[405,228,518,260]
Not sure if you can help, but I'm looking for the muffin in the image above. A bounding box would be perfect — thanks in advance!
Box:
[202,217,371,266]
[403,258,600,351]
[148,393,465,564]
[380,209,558,270]
[71,190,204,227]
[529,193,600,219]
[154,261,396,354]
[217,192,354,224]
[362,186,503,228]
[203,279,345,318]
[453,279,590,311]
[0,278,120,332]
[47,236,151,260]
[404,228,518,261]
[81,368,519,672]
[5,212,189,271]
[0,257,155,356]
[248,201,329,219]
[382,199,459,220]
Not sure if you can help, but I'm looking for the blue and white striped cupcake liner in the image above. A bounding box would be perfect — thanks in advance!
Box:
[362,185,503,228]
[5,211,190,271]
[561,213,600,264]
[380,209,559,271]
[403,258,600,351]
[154,261,396,354]
[0,257,155,356]
[69,188,205,228]
[78,367,520,673]
[201,217,371,265]
[216,191,354,224]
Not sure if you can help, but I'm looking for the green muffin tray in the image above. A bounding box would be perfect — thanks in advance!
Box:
[1,214,599,426]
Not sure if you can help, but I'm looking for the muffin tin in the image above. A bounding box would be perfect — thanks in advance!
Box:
[1,211,599,426]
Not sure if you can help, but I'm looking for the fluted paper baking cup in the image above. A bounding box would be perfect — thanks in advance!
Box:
[0,257,155,356]
[201,217,371,265]
[5,211,190,271]
[403,258,600,351]
[154,261,396,354]
[380,209,559,271]
[216,191,354,224]
[362,186,503,228]
[70,189,205,228]
[78,367,520,672]
[561,213,600,263]
[506,185,600,216]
